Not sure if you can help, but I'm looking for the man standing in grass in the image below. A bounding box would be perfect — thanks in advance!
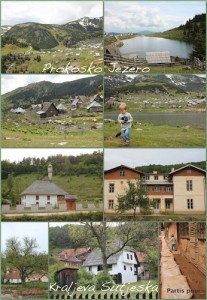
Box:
[118,102,133,145]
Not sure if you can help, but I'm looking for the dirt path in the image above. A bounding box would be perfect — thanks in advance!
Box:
[174,253,206,299]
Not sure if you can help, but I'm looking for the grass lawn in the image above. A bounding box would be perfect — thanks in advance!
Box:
[2,127,103,148]
[2,41,103,74]
[1,282,48,299]
[104,122,205,148]
[2,212,103,221]
[104,63,205,74]
[104,213,206,221]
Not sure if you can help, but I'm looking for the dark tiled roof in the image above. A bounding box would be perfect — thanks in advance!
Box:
[20,180,68,195]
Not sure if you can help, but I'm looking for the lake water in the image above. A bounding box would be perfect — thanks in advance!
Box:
[105,112,206,129]
[120,36,193,59]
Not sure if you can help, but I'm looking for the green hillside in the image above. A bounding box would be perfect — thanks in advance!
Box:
[148,14,205,59]
[3,17,103,50]
[2,75,103,110]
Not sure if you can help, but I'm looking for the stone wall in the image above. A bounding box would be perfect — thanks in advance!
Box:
[2,202,103,214]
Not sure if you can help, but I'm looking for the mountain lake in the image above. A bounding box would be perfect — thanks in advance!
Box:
[120,36,193,59]
[105,112,206,129]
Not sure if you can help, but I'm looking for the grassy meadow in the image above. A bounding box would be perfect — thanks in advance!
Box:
[104,121,205,148]
[1,282,48,299]
[2,39,103,74]
[2,112,103,148]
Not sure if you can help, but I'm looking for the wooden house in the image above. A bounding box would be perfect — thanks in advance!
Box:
[87,101,103,112]
[146,52,171,65]
[56,104,67,114]
[36,102,59,118]
[105,47,122,61]
[55,267,78,290]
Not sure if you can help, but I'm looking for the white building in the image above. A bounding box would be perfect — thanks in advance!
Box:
[83,242,139,284]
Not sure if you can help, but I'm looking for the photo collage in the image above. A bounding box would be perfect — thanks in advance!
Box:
[1,1,206,299]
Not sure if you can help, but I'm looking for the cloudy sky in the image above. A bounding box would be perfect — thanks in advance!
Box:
[2,148,102,163]
[2,1,103,25]
[2,74,97,95]
[105,1,205,33]
[1,222,48,252]
[104,149,206,170]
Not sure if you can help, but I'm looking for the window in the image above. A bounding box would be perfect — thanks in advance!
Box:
[163,175,168,180]
[187,199,193,209]
[107,264,112,271]
[89,266,92,271]
[154,199,160,209]
[130,267,133,271]
[36,195,39,200]
[98,265,103,271]
[130,255,133,260]
[47,195,50,200]
[145,175,150,180]
[36,202,39,205]
[109,183,115,193]
[165,186,172,192]
[186,180,193,191]
[153,186,160,192]
[124,265,126,270]
[154,175,158,180]
[165,199,171,209]
[120,171,125,177]
[108,200,114,209]
[127,254,129,259]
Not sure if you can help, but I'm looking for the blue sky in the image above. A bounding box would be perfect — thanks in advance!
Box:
[105,1,206,33]
[1,222,48,253]
[104,149,206,170]
[2,1,103,25]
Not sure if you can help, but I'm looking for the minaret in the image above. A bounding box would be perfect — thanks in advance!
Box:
[48,164,53,182]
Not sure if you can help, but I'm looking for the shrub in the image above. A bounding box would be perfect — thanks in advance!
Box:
[77,269,95,286]
[95,272,113,290]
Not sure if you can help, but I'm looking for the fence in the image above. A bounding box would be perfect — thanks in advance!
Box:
[50,291,158,299]
[2,203,103,214]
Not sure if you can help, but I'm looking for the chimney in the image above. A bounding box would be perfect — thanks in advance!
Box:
[171,168,174,172]
[48,164,53,181]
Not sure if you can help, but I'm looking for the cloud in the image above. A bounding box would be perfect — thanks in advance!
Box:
[1,148,102,162]
[2,1,103,25]
[1,74,96,94]
[105,1,205,33]
[1,222,48,252]
[104,149,206,170]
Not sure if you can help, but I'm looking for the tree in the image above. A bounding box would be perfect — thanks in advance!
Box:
[4,237,48,283]
[116,179,154,219]
[84,222,155,273]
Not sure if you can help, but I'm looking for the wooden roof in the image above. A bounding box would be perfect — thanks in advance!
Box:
[146,52,171,64]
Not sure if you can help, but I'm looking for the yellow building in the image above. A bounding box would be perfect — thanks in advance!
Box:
[104,164,206,215]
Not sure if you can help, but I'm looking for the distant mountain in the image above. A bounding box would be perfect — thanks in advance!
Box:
[138,31,155,35]
[2,17,103,49]
[2,75,103,109]
[104,74,205,97]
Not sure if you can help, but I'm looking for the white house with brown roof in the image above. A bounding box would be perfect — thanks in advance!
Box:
[104,164,206,215]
